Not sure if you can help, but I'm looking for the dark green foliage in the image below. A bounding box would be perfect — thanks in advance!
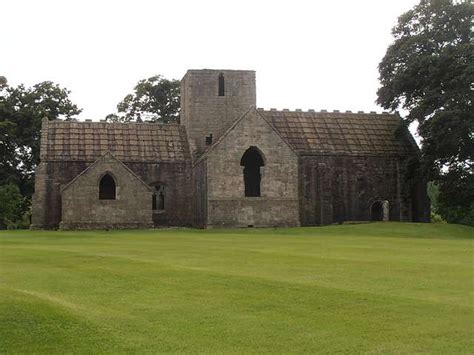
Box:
[377,0,473,225]
[104,113,121,122]
[0,184,24,229]
[427,181,440,211]
[437,167,474,225]
[109,75,180,123]
[0,79,81,226]
[428,175,474,225]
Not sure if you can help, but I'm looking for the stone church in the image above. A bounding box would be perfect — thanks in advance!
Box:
[31,69,430,229]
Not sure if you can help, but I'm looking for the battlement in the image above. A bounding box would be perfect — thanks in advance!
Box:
[183,68,256,78]
[257,108,394,116]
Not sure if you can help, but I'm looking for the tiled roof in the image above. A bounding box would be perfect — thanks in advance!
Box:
[260,110,416,156]
[41,120,191,163]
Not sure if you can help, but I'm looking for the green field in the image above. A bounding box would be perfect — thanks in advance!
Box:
[0,223,473,353]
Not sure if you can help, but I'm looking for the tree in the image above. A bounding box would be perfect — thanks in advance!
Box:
[0,79,81,225]
[377,0,473,225]
[109,75,180,123]
[0,183,24,229]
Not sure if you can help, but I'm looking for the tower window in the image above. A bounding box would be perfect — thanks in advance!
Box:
[152,185,165,210]
[240,147,265,197]
[218,73,225,96]
[99,173,116,200]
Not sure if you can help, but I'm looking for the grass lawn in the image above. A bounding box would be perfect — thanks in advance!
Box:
[0,222,473,353]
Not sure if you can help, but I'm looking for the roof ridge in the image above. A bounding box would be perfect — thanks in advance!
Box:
[48,119,182,127]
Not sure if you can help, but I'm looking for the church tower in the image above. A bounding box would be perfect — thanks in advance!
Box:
[180,69,256,157]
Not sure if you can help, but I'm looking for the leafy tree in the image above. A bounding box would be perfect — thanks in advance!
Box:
[0,183,24,229]
[436,166,474,225]
[109,75,180,123]
[377,0,473,225]
[427,181,440,212]
[104,113,121,122]
[0,79,81,225]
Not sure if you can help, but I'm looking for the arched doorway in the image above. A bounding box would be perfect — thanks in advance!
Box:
[240,147,265,197]
[371,200,389,221]
[371,201,383,221]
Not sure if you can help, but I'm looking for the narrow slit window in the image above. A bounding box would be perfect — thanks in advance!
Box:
[152,185,165,210]
[99,173,116,200]
[218,73,225,96]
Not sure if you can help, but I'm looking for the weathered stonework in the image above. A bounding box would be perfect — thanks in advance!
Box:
[298,155,419,225]
[181,69,256,157]
[60,153,153,230]
[31,119,193,229]
[31,68,430,229]
[200,109,300,227]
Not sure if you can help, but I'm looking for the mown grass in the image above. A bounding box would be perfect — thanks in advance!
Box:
[0,222,472,353]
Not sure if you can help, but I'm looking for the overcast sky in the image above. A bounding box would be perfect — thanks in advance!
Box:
[2,0,419,120]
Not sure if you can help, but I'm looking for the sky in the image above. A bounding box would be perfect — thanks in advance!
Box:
[2,0,420,121]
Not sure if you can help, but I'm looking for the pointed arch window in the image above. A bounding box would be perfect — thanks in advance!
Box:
[240,147,265,197]
[99,173,116,200]
[152,185,165,211]
[218,73,225,96]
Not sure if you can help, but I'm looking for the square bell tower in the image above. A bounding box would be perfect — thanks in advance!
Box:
[180,69,256,157]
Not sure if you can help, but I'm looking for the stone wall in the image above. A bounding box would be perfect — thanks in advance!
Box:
[193,159,208,227]
[125,162,193,226]
[299,155,429,225]
[204,109,300,228]
[32,161,89,229]
[181,69,256,156]
[32,159,193,229]
[60,154,153,229]
[32,69,431,230]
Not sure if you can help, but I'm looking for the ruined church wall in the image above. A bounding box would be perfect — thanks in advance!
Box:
[205,110,299,228]
[298,155,428,225]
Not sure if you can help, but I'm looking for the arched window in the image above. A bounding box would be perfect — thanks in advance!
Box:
[218,73,225,96]
[99,173,116,200]
[371,201,383,221]
[152,185,165,210]
[240,147,265,197]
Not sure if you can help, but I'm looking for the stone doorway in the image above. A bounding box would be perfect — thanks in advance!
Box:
[371,200,389,221]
